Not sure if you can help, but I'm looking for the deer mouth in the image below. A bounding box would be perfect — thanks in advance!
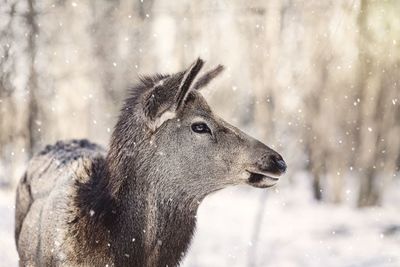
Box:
[246,171,280,188]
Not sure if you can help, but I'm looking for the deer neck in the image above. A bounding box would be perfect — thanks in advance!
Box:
[106,172,200,267]
[82,126,204,266]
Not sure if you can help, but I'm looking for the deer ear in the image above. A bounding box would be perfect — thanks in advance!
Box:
[143,58,204,131]
[174,58,204,111]
[193,65,224,90]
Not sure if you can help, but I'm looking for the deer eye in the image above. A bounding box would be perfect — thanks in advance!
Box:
[191,122,211,134]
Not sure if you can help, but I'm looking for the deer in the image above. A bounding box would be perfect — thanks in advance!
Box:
[15,58,287,267]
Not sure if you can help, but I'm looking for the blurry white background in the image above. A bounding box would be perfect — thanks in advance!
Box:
[0,0,399,266]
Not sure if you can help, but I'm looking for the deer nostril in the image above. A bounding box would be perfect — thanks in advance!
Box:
[275,159,287,173]
[269,153,286,173]
[256,153,287,175]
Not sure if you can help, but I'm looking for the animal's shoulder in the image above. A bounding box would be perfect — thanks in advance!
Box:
[25,139,106,200]
[37,139,105,162]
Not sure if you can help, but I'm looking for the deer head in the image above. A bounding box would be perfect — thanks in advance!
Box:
[108,58,287,201]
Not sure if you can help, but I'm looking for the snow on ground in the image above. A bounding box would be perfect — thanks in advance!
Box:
[0,189,18,266]
[1,176,399,267]
[184,180,400,267]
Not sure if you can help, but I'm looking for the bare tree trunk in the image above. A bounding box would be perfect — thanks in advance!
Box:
[0,1,17,187]
[26,0,40,157]
[251,1,278,138]
[247,191,268,267]
[305,143,325,201]
[358,168,380,207]
[304,52,331,201]
[354,0,376,207]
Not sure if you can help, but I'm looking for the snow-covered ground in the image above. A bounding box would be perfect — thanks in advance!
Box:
[0,189,18,266]
[1,175,399,267]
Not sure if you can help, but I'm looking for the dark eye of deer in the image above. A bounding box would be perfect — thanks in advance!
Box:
[191,122,211,134]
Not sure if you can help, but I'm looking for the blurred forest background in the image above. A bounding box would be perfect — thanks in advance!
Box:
[1,0,399,206]
[0,0,399,266]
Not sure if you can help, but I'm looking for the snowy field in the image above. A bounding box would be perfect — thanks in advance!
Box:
[1,174,399,267]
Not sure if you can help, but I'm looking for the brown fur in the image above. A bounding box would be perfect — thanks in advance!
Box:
[15,58,286,266]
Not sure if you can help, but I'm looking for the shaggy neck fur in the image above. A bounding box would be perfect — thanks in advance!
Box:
[110,172,200,266]
[75,80,205,266]
[75,134,202,266]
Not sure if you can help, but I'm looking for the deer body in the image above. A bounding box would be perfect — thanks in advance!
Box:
[15,59,287,266]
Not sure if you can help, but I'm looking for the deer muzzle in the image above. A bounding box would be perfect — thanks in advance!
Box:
[246,148,287,188]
